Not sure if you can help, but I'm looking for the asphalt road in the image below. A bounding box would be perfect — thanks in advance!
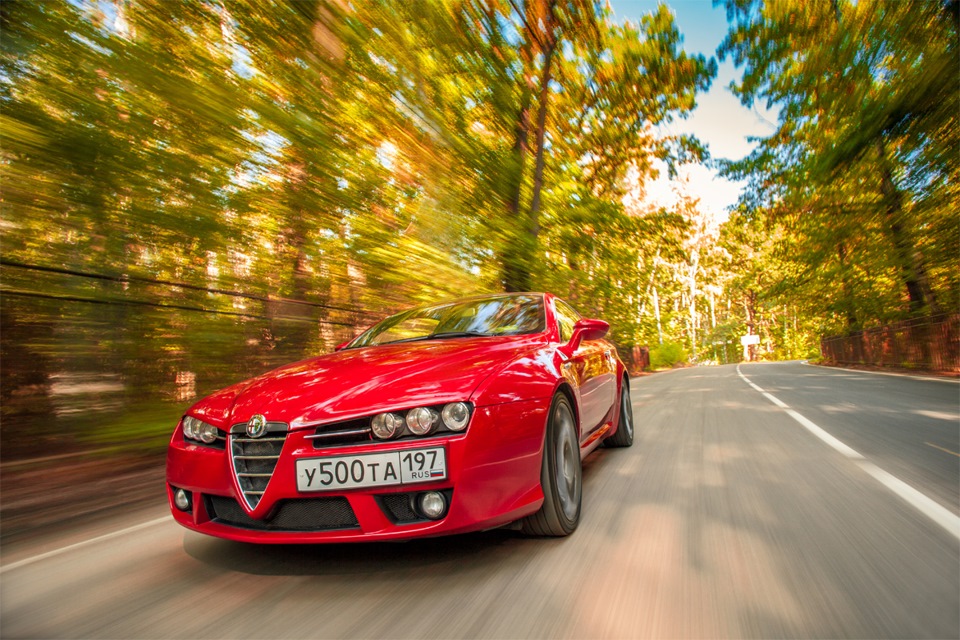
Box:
[2,362,958,639]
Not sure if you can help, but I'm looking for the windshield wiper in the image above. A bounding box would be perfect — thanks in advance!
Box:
[373,330,492,347]
[427,330,493,339]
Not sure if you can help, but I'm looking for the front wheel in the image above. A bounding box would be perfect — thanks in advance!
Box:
[521,393,581,536]
[604,376,634,448]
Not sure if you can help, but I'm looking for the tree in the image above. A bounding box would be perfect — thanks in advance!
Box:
[718,0,959,332]
[0,0,717,456]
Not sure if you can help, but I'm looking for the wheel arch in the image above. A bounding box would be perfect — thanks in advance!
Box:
[553,380,581,439]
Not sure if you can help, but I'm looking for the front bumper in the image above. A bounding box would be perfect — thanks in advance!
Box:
[166,399,549,543]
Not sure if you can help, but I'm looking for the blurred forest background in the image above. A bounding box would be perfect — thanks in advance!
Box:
[1,0,957,463]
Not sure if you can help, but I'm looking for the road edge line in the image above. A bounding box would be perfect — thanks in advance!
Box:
[0,516,171,574]
[736,364,960,542]
[858,461,960,539]
[801,361,959,384]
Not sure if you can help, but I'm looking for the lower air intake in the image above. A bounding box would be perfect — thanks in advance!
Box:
[377,489,453,524]
[206,496,359,531]
[378,493,422,523]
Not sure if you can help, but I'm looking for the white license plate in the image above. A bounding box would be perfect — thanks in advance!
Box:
[296,447,446,492]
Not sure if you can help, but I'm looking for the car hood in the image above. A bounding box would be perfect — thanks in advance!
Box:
[189,335,543,429]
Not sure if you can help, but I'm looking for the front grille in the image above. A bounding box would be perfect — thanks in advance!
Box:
[206,495,359,531]
[308,417,373,447]
[229,422,287,509]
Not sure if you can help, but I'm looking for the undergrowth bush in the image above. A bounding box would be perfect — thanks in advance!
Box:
[650,341,687,369]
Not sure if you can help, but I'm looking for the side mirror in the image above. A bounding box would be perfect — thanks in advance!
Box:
[573,318,609,342]
[562,318,609,354]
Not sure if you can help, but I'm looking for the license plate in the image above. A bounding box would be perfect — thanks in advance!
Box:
[296,447,446,492]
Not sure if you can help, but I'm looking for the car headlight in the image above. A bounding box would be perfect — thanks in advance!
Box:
[182,416,199,440]
[371,412,404,440]
[406,407,438,435]
[441,402,470,431]
[182,416,220,445]
[364,403,473,442]
[198,422,218,444]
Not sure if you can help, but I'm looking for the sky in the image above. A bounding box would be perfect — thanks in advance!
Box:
[607,0,778,222]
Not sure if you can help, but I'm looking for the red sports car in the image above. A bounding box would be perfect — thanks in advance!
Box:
[166,292,634,543]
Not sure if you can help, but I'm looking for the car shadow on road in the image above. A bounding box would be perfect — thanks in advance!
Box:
[182,527,533,577]
[182,452,609,577]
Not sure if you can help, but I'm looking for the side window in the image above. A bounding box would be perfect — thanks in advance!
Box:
[554,299,582,343]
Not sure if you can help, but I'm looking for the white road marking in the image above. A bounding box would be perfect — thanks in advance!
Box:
[914,409,960,422]
[801,361,959,384]
[781,408,863,460]
[926,442,960,458]
[762,392,789,410]
[737,365,960,541]
[0,516,171,574]
[859,462,960,538]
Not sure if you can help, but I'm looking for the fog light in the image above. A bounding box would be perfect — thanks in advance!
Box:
[417,491,447,520]
[173,488,191,511]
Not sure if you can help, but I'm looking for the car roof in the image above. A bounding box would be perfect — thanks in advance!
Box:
[405,291,549,310]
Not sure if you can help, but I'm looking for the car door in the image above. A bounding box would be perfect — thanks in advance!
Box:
[555,299,617,439]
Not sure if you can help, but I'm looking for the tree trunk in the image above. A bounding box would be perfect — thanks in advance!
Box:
[743,290,757,361]
[709,290,716,330]
[876,137,926,313]
[638,247,660,319]
[688,265,698,359]
[527,38,557,233]
[653,285,663,345]
[500,34,535,292]
[501,0,559,293]
[835,240,858,330]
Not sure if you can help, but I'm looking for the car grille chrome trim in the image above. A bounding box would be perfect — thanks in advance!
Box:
[307,418,375,447]
[228,421,287,509]
[305,428,372,440]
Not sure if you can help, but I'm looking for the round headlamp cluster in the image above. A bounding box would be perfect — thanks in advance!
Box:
[370,402,472,440]
[182,416,219,444]
[371,412,404,439]
[406,407,438,435]
[441,402,470,431]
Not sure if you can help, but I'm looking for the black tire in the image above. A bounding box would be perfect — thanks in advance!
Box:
[521,393,581,536]
[604,376,634,448]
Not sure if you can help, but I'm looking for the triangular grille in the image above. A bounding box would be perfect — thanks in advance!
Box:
[229,423,287,509]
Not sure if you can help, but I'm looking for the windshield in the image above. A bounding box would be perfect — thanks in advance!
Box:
[348,294,545,348]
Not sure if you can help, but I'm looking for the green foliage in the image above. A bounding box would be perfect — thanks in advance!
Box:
[7,0,948,461]
[650,341,687,369]
[0,0,717,458]
[717,0,959,340]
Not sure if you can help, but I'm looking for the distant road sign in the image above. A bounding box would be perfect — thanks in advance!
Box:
[740,334,760,346]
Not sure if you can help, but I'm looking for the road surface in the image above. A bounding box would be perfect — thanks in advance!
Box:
[2,362,958,638]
